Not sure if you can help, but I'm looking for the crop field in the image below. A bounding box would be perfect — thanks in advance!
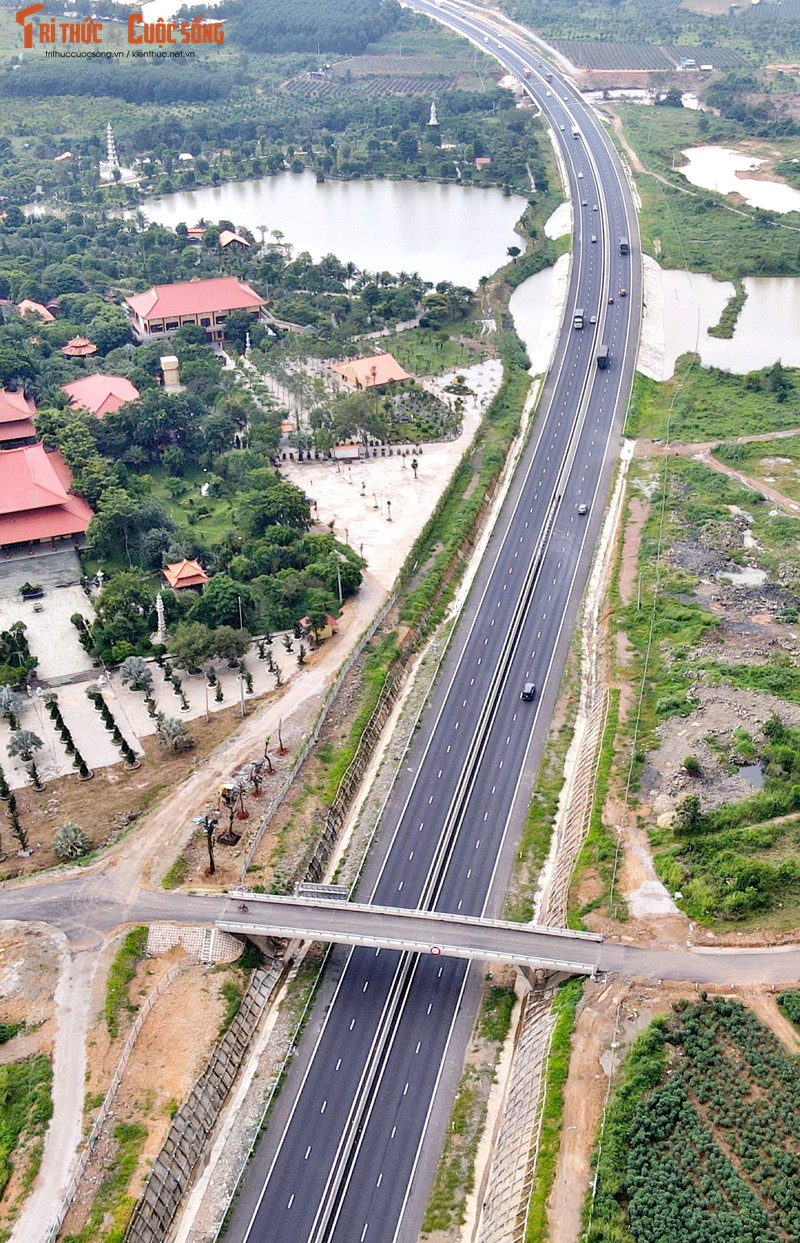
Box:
[550,38,745,70]
[284,38,489,98]
[551,40,673,70]
[286,73,464,99]
[588,997,800,1243]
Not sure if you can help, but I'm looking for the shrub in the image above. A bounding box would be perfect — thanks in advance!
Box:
[52,822,91,860]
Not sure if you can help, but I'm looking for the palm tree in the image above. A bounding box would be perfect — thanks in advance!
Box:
[0,687,22,730]
[155,717,194,752]
[52,822,91,860]
[8,730,43,763]
[119,655,154,694]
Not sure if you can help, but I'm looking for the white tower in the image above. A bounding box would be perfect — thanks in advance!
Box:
[106,123,119,171]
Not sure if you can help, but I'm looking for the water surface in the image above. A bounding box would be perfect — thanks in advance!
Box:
[680,146,800,215]
[140,173,527,287]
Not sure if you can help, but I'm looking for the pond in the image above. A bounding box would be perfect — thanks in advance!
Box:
[647,262,800,378]
[680,146,800,215]
[139,173,527,288]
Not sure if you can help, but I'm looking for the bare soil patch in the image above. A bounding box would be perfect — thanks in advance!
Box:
[170,623,392,894]
[2,701,249,882]
[0,925,60,1237]
[0,925,59,1066]
[62,947,228,1238]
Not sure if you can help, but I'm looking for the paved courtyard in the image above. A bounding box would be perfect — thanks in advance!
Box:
[0,585,95,684]
[284,360,503,589]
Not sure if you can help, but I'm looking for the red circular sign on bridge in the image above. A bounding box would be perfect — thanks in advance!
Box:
[430,946,442,956]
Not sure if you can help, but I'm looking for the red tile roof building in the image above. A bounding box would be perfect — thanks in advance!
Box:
[17,298,55,323]
[218,229,251,250]
[163,559,209,590]
[0,445,93,548]
[62,336,98,358]
[0,389,37,446]
[330,353,412,391]
[62,374,140,419]
[125,277,266,343]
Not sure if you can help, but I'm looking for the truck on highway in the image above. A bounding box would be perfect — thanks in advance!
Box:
[571,126,580,139]
[596,344,610,370]
[619,237,630,255]
[573,307,585,329]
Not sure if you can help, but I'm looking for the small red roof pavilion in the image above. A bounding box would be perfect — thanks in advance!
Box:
[62,336,98,358]
[163,559,209,590]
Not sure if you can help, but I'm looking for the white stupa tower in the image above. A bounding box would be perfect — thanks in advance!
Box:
[100,122,136,184]
[106,123,119,171]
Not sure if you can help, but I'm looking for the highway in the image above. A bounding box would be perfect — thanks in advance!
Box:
[220,7,641,1242]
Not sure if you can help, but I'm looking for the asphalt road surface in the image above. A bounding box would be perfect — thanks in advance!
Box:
[221,8,644,1243]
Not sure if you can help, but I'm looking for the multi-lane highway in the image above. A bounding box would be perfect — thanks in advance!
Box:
[224,7,641,1242]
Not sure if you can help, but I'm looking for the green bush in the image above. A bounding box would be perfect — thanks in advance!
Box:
[105,927,148,1039]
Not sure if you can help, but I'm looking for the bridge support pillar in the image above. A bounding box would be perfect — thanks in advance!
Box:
[241,934,285,962]
[517,966,574,993]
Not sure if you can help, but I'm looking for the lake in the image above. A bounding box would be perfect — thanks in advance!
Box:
[650,264,800,377]
[139,173,527,288]
[680,145,800,215]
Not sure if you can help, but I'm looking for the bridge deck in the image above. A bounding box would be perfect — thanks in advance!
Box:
[217,895,603,974]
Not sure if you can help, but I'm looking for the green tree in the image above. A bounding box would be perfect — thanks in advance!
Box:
[190,575,255,629]
[303,588,338,640]
[237,474,311,536]
[212,625,251,664]
[156,716,194,752]
[170,621,214,671]
[674,794,703,835]
[119,655,153,694]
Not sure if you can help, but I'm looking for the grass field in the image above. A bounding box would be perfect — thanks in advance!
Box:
[617,105,800,280]
[625,358,800,441]
[715,432,800,502]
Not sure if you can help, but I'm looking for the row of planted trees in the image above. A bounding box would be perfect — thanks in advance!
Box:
[0,761,89,862]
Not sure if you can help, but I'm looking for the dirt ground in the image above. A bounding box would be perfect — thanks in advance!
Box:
[0,925,59,1064]
[2,700,248,881]
[170,621,388,894]
[61,945,228,1238]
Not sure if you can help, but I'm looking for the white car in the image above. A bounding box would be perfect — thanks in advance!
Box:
[591,234,597,242]
[560,124,565,131]
[578,171,584,179]
[582,199,588,206]
[589,314,597,324]
[546,90,551,96]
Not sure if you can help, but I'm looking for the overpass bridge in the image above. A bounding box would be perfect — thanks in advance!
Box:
[214,892,800,986]
[217,894,604,975]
